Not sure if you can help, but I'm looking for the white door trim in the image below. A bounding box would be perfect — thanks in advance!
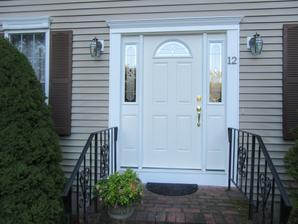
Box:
[108,16,241,186]
[107,16,242,33]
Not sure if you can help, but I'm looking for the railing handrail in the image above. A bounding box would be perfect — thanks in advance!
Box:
[62,127,118,197]
[228,128,292,220]
[256,135,292,208]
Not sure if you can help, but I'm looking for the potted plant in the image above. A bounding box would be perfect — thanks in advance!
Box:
[94,169,143,220]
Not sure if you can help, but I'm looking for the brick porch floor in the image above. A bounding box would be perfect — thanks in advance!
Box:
[88,186,250,224]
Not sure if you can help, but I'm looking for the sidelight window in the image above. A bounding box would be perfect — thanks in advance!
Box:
[208,41,223,103]
[124,44,137,103]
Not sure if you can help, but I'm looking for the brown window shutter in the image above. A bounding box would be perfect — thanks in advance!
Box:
[0,32,4,38]
[49,30,73,136]
[283,24,298,140]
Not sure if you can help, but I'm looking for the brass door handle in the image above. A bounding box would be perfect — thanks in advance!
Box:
[196,106,201,127]
[196,95,202,127]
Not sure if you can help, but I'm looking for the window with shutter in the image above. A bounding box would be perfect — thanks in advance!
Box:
[283,24,298,140]
[49,31,73,136]
[2,18,72,136]
[0,33,4,38]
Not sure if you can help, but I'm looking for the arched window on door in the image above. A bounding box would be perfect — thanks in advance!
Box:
[154,40,192,58]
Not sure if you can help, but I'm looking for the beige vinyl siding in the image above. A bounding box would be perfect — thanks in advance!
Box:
[0,0,297,185]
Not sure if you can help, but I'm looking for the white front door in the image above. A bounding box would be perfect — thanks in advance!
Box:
[119,33,229,185]
[110,18,241,186]
[143,35,203,170]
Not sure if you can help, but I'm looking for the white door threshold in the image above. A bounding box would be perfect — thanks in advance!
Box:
[120,168,228,186]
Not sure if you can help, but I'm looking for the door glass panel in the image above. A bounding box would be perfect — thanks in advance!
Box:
[155,41,191,57]
[209,41,223,103]
[124,44,137,102]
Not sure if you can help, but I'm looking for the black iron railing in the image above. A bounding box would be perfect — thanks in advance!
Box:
[228,128,292,224]
[62,127,118,224]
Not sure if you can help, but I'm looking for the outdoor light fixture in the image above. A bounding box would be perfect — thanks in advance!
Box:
[90,37,103,58]
[248,33,263,56]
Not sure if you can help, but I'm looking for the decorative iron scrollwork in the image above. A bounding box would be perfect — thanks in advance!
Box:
[238,146,247,177]
[100,144,110,178]
[259,173,272,208]
[79,168,90,208]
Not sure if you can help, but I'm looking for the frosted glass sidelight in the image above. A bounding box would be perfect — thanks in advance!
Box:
[155,41,191,57]
[124,44,137,102]
[209,42,223,103]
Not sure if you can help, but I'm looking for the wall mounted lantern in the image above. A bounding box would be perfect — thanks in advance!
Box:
[90,37,104,58]
[247,33,263,56]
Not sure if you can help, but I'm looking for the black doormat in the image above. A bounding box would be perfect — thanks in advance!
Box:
[146,182,198,196]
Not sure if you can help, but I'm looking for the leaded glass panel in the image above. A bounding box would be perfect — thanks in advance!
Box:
[124,44,137,102]
[209,41,223,103]
[155,41,191,57]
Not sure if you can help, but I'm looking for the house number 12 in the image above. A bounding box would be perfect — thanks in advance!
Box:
[228,56,237,65]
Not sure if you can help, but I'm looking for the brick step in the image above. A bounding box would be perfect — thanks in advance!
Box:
[87,187,249,224]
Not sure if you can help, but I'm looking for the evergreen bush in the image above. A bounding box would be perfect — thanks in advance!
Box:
[0,37,65,223]
[284,128,298,223]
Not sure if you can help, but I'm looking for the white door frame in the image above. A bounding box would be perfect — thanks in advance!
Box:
[107,16,241,186]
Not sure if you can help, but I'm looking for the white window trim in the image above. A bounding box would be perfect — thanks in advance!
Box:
[3,17,50,99]
[108,17,241,178]
[1,17,50,30]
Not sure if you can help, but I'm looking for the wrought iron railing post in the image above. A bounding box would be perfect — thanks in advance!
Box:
[114,127,118,173]
[236,132,240,186]
[83,156,87,223]
[63,188,73,224]
[104,130,109,177]
[99,131,103,178]
[76,172,80,223]
[280,197,291,224]
[271,178,275,223]
[89,140,92,206]
[248,135,256,220]
[228,128,232,190]
[94,133,98,213]
[280,196,285,224]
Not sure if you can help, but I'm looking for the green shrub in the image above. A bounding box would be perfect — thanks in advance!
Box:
[94,169,143,208]
[0,37,65,223]
[284,128,298,223]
